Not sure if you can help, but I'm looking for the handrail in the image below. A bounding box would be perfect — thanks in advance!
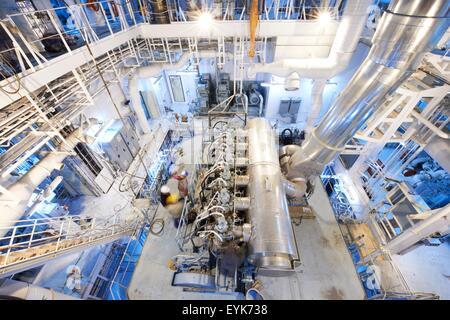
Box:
[0,1,342,84]
[0,212,142,270]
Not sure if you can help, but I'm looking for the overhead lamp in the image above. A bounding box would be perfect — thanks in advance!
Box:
[317,11,332,24]
[197,11,214,29]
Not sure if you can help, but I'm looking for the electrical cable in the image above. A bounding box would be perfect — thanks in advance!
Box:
[0,56,21,94]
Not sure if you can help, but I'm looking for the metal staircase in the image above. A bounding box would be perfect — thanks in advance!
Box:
[0,214,142,278]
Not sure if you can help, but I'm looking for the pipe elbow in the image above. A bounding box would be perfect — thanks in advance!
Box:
[283,177,307,198]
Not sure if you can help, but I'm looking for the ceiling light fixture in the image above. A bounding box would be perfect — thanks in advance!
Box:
[318,11,332,24]
[197,11,214,29]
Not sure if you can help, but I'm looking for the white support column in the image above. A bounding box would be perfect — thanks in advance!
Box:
[306,79,327,132]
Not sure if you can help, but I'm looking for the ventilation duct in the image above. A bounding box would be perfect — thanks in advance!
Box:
[247,0,371,79]
[247,0,371,134]
[284,72,300,91]
[286,0,450,179]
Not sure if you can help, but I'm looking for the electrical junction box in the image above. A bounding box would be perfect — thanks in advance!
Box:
[97,119,140,171]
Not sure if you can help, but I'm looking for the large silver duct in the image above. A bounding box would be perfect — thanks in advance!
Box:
[246,118,298,274]
[286,0,450,178]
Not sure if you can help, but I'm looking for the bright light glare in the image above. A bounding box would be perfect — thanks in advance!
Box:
[318,11,332,24]
[197,12,214,29]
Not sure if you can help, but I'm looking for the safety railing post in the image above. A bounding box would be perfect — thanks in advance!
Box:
[79,3,99,43]
[47,9,72,54]
[0,20,35,72]
[28,220,37,249]
[54,220,65,252]
[4,226,17,266]
[99,2,114,35]
[67,217,72,239]
[89,218,96,241]
[112,216,116,235]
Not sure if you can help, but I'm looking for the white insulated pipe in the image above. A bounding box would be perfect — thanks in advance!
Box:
[246,118,298,273]
[305,79,327,132]
[286,0,450,179]
[128,51,223,134]
[282,177,307,198]
[247,0,371,79]
[247,0,371,133]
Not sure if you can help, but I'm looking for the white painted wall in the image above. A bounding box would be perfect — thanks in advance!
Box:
[83,81,129,124]
[163,69,198,114]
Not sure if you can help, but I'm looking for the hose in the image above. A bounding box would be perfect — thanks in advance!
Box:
[149,218,164,235]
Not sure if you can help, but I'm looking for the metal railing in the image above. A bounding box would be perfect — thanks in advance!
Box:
[0,0,342,82]
[169,1,342,22]
[320,167,366,222]
[0,213,141,273]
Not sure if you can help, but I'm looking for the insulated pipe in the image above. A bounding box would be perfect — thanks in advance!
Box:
[305,79,327,132]
[234,197,250,210]
[246,118,298,274]
[128,51,223,133]
[287,0,450,179]
[282,177,307,198]
[285,72,300,91]
[0,279,78,300]
[247,0,371,79]
[279,144,301,171]
[247,0,371,136]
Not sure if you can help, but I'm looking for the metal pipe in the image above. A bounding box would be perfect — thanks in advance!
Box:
[287,0,450,179]
[235,175,250,187]
[151,0,170,24]
[305,79,327,132]
[248,0,259,58]
[282,177,307,198]
[247,0,371,79]
[234,197,250,210]
[246,118,298,274]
